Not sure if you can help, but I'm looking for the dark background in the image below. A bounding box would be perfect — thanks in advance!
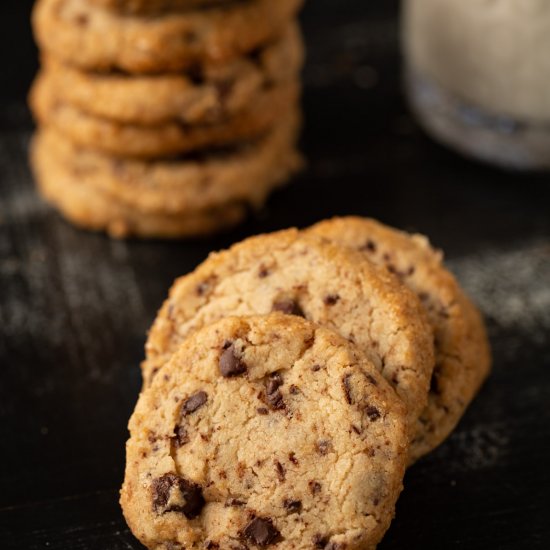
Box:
[1,1,549,548]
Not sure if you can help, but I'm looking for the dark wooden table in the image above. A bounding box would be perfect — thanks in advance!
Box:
[1,1,549,548]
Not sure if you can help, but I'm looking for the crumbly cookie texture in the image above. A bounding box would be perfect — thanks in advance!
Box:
[121,314,409,550]
[144,230,435,436]
[32,0,304,74]
[90,0,230,15]
[39,23,304,126]
[30,75,300,159]
[308,217,492,462]
[32,110,302,216]
[31,133,250,239]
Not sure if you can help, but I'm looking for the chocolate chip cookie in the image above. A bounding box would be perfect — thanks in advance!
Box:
[308,217,492,462]
[33,110,302,216]
[30,73,299,158]
[121,314,409,549]
[31,131,252,238]
[144,230,435,436]
[38,24,303,126]
[33,0,303,74]
[90,0,229,14]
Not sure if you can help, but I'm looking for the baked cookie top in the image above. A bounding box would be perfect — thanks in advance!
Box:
[32,0,303,74]
[144,230,435,435]
[121,314,408,550]
[308,217,491,461]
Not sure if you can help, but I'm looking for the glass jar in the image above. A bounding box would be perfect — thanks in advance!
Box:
[402,0,550,170]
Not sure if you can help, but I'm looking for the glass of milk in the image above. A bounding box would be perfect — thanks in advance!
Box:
[403,0,550,170]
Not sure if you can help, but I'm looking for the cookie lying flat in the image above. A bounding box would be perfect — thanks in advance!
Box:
[31,133,248,238]
[39,24,303,126]
[308,217,492,462]
[90,0,229,14]
[30,75,299,158]
[33,0,303,74]
[121,314,409,550]
[34,110,302,215]
[144,230,435,436]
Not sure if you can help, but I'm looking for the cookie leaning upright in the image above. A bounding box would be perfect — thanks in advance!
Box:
[308,217,492,462]
[30,0,305,238]
[121,314,409,550]
[144,229,435,437]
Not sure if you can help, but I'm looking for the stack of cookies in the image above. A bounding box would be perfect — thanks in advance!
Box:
[29,0,304,238]
[121,217,492,549]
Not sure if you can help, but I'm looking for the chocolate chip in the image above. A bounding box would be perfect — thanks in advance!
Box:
[361,239,377,253]
[152,476,173,511]
[258,266,270,278]
[196,282,209,296]
[313,534,329,548]
[266,372,285,410]
[266,372,283,394]
[274,460,286,482]
[257,407,269,415]
[184,30,199,43]
[289,385,299,395]
[243,516,281,546]
[266,391,285,410]
[225,498,245,507]
[151,474,205,519]
[283,499,302,514]
[204,541,219,549]
[215,78,235,104]
[365,374,378,385]
[219,344,247,377]
[316,440,331,455]
[182,391,208,415]
[311,364,321,372]
[366,405,381,421]
[430,372,441,395]
[439,308,450,319]
[309,481,322,494]
[272,298,305,317]
[75,13,89,26]
[419,292,430,302]
[342,373,353,404]
[288,452,298,465]
[172,425,189,447]
[323,294,340,306]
